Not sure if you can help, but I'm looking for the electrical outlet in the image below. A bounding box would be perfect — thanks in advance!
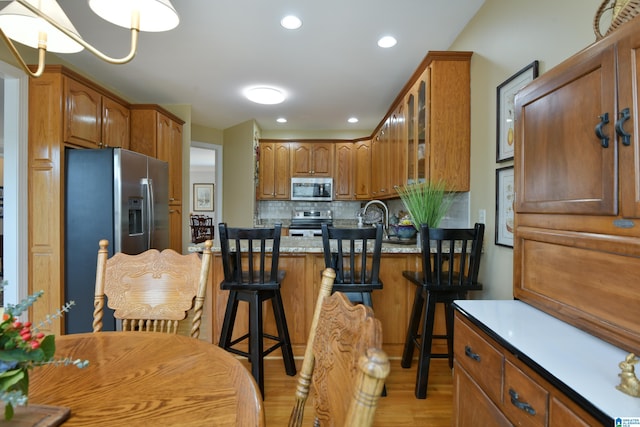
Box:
[478,209,486,224]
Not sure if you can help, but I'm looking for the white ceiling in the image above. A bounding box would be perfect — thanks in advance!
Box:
[41,1,484,134]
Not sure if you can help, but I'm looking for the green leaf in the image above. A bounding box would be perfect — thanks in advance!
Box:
[40,335,56,360]
[0,368,25,391]
[5,402,14,421]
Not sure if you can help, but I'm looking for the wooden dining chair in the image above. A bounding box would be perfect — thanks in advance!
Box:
[289,268,390,427]
[93,239,213,338]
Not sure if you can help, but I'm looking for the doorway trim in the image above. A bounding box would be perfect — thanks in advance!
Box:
[0,60,29,306]
[190,141,222,236]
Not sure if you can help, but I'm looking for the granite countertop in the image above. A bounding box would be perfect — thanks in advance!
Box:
[188,236,422,254]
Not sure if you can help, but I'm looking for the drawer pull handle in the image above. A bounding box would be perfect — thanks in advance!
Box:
[509,388,536,415]
[464,345,481,362]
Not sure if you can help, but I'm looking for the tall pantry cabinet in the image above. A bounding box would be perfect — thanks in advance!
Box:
[27,66,131,333]
[130,105,185,253]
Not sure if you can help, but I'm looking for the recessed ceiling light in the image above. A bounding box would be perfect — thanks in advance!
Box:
[281,15,302,30]
[277,117,287,123]
[377,36,397,48]
[244,86,286,104]
[348,117,359,124]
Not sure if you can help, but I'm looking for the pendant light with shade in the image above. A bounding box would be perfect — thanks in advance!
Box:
[0,0,179,78]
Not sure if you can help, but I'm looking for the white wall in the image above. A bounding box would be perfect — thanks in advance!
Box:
[450,0,602,299]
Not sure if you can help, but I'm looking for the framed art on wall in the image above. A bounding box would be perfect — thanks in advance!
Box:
[495,166,514,248]
[496,60,539,162]
[193,183,214,212]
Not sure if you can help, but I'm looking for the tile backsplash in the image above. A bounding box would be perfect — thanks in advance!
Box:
[256,192,470,228]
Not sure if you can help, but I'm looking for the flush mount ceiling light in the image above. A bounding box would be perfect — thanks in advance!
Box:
[0,0,179,78]
[377,35,397,48]
[280,15,302,30]
[276,117,287,123]
[348,117,359,124]
[244,86,286,105]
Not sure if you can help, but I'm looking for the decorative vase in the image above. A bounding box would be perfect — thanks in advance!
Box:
[396,225,417,240]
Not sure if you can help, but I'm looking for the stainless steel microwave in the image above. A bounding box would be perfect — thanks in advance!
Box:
[290,177,333,201]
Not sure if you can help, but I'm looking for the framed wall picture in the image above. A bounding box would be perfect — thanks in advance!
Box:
[496,60,539,162]
[495,166,514,248]
[193,183,214,212]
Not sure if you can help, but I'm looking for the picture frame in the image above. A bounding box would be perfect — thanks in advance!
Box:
[496,60,539,162]
[193,183,214,212]
[495,166,515,248]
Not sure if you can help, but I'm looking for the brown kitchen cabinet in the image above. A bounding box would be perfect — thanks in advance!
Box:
[27,66,133,333]
[514,17,640,353]
[333,142,355,200]
[257,141,290,200]
[65,75,130,149]
[371,118,391,198]
[130,105,185,252]
[354,139,372,200]
[453,312,602,426]
[405,52,471,191]
[289,142,334,177]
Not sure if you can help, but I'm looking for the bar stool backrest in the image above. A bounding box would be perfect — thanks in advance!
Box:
[218,223,282,285]
[419,223,485,289]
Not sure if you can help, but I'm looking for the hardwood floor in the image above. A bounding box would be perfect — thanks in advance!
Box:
[248,357,454,426]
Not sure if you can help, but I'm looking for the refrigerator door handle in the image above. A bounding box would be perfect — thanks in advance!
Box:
[142,178,155,248]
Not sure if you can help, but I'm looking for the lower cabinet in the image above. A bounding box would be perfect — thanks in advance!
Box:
[453,312,601,426]
[206,251,433,357]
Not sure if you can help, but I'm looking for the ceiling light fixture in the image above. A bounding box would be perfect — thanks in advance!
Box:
[244,86,286,105]
[348,117,359,123]
[0,0,179,78]
[280,15,302,30]
[276,117,287,123]
[377,35,397,48]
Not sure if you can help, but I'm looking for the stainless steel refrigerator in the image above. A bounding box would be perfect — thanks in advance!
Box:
[64,148,169,333]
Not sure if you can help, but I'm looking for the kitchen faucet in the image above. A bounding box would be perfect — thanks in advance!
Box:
[363,200,389,238]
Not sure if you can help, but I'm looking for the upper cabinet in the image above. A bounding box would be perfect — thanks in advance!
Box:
[334,142,355,200]
[514,20,640,353]
[130,105,185,205]
[290,142,334,177]
[257,142,290,200]
[405,52,471,191]
[64,75,130,149]
[354,139,372,200]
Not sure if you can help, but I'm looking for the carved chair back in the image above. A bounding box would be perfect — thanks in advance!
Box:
[93,239,212,338]
[289,268,390,427]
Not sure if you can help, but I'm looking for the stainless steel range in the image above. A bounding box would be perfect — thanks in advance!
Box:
[288,209,333,237]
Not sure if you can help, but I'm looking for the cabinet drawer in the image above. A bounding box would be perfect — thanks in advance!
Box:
[503,359,548,427]
[453,361,511,427]
[454,314,503,404]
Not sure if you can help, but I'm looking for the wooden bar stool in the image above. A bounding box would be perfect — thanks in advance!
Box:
[401,223,484,398]
[218,222,296,397]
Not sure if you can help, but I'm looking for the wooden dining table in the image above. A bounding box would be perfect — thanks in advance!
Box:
[24,332,265,426]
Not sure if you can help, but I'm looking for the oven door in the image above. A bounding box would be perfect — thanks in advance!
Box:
[288,228,322,237]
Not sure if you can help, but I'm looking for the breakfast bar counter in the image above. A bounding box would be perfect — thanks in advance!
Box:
[200,236,443,358]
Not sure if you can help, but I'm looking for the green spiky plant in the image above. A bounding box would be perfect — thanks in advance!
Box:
[394,180,453,230]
